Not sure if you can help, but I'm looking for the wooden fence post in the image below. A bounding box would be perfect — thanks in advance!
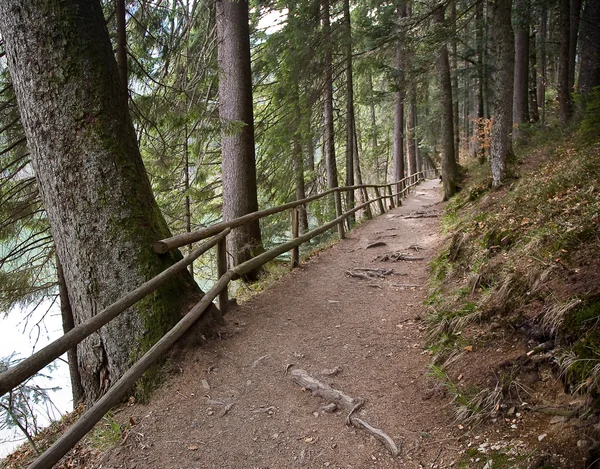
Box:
[291,207,299,268]
[334,191,345,239]
[374,186,385,214]
[362,187,373,219]
[216,238,228,321]
[386,185,395,209]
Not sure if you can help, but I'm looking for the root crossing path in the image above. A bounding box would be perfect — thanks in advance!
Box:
[102,179,460,468]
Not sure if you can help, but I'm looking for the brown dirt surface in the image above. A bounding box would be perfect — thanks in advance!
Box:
[94,179,464,468]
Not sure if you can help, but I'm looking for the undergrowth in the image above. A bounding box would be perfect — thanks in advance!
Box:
[426,127,600,420]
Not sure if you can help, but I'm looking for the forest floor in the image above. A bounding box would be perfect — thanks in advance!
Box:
[34,177,581,469]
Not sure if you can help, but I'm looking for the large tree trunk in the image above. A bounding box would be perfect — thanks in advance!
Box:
[513,0,529,139]
[450,1,460,161]
[393,2,406,200]
[435,5,458,199]
[216,0,264,278]
[557,0,573,125]
[0,0,207,404]
[578,0,600,94]
[343,0,355,229]
[475,0,486,163]
[322,0,343,238]
[490,0,515,187]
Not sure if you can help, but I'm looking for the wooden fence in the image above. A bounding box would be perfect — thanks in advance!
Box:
[0,170,435,468]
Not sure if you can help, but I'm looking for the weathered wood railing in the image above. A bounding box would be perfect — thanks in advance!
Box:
[0,171,433,469]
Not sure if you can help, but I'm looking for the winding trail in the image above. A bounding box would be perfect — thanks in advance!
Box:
[101,179,460,468]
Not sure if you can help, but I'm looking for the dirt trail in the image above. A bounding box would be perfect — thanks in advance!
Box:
[101,179,460,468]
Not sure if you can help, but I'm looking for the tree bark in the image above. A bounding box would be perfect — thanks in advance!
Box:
[322,0,344,238]
[393,2,406,198]
[475,0,486,163]
[557,0,573,125]
[56,255,84,407]
[490,0,515,187]
[435,5,458,199]
[528,30,540,123]
[407,83,418,178]
[216,0,264,278]
[513,0,529,137]
[450,1,460,160]
[536,5,547,125]
[343,0,355,229]
[578,0,600,94]
[0,0,206,404]
[568,0,581,91]
[116,0,127,100]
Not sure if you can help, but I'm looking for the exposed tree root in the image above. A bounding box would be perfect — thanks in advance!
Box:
[290,369,400,457]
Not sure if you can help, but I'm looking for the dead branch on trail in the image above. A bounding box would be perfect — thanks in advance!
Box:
[375,252,425,262]
[290,369,400,457]
[346,267,394,280]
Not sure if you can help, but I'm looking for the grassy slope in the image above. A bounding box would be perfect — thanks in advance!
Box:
[426,128,600,467]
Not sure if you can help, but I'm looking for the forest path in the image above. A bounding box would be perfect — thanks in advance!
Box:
[102,178,460,469]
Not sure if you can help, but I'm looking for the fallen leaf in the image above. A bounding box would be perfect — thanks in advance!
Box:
[464,345,473,352]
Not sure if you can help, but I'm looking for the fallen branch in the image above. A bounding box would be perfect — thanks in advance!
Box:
[290,369,400,457]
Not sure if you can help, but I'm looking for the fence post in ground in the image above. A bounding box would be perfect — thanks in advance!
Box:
[291,207,299,268]
[216,238,228,320]
[334,191,345,240]
[361,187,372,219]
[374,186,385,214]
[386,185,395,209]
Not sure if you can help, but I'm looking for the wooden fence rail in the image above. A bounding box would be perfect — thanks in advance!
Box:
[0,171,433,468]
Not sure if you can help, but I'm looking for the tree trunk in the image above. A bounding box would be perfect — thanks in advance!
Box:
[513,0,529,138]
[116,0,127,100]
[343,0,355,229]
[393,2,406,199]
[322,0,344,238]
[490,0,515,187]
[216,0,264,278]
[435,5,458,199]
[578,0,600,94]
[0,0,208,405]
[568,0,581,91]
[537,5,547,125]
[367,70,378,155]
[407,83,418,178]
[292,87,309,234]
[450,1,460,161]
[557,0,573,125]
[475,0,486,163]
[56,255,84,407]
[528,30,540,123]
